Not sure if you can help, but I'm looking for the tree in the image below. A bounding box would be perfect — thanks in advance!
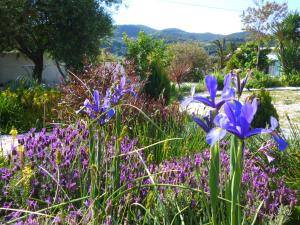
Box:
[241,0,288,69]
[213,39,226,70]
[124,31,171,102]
[167,42,209,87]
[274,12,300,76]
[0,0,121,82]
[226,42,270,72]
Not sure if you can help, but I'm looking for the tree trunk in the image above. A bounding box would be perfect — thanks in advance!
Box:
[55,60,66,81]
[256,44,260,70]
[32,52,44,83]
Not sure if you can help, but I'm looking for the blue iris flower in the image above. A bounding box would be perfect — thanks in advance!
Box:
[182,74,235,109]
[192,110,214,133]
[84,90,115,125]
[230,70,251,97]
[206,99,288,151]
[82,75,136,126]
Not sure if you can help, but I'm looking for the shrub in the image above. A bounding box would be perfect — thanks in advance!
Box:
[226,42,270,72]
[251,89,279,128]
[0,91,22,134]
[143,62,171,103]
[215,71,225,90]
[282,72,300,87]
[0,86,60,134]
[124,31,171,103]
[246,70,282,88]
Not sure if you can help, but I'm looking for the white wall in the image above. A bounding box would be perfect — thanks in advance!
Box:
[0,52,65,85]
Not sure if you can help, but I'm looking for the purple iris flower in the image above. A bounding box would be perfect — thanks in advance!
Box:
[192,110,213,133]
[82,75,135,125]
[182,74,235,109]
[206,99,288,151]
[230,70,252,97]
[111,75,136,104]
[83,90,115,125]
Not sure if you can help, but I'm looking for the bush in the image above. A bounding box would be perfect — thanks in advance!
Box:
[0,91,23,134]
[143,62,171,103]
[282,72,300,87]
[246,70,283,88]
[123,31,171,103]
[251,89,279,128]
[226,42,270,72]
[0,86,60,134]
[215,71,225,90]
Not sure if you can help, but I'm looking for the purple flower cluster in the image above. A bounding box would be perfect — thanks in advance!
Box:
[0,122,90,223]
[106,138,297,220]
[0,131,297,223]
[82,74,135,125]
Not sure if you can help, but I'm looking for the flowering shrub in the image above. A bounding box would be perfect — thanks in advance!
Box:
[57,62,140,123]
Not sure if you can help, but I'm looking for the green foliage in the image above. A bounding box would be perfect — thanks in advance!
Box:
[215,71,225,90]
[0,0,121,81]
[275,12,300,76]
[143,63,171,103]
[251,89,279,129]
[167,42,209,83]
[226,42,270,72]
[0,86,60,134]
[124,31,171,103]
[283,72,300,87]
[246,70,282,88]
[0,91,22,134]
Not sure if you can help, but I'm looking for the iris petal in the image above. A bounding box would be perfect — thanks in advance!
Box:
[245,128,267,138]
[223,73,232,89]
[206,127,227,145]
[205,75,217,104]
[270,116,278,130]
[192,115,209,133]
[193,96,214,108]
[107,109,116,119]
[224,100,242,124]
[222,87,235,101]
[272,132,288,151]
[93,90,100,111]
[120,75,126,89]
[241,99,257,125]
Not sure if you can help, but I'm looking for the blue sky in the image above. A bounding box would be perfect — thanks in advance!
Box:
[112,0,300,34]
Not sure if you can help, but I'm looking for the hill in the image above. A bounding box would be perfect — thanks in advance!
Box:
[108,24,249,56]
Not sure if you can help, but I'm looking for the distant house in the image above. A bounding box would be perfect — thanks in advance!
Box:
[0,51,66,85]
[267,52,281,77]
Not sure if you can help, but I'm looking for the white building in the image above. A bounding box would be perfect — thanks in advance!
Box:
[267,52,281,77]
[0,51,66,85]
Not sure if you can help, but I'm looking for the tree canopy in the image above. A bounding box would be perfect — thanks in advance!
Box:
[226,42,270,72]
[167,42,209,85]
[241,0,288,69]
[124,31,171,102]
[0,0,122,82]
[274,12,300,76]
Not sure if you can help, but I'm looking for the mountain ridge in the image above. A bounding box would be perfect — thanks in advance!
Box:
[110,24,249,55]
